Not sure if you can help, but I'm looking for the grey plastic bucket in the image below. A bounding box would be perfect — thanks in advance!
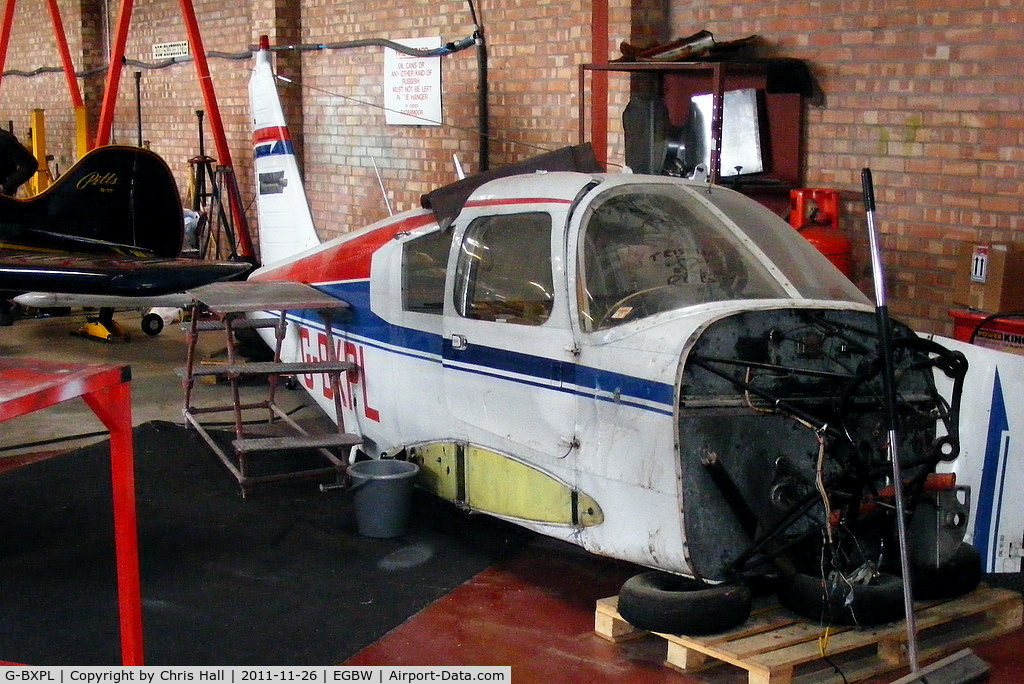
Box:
[347,459,420,538]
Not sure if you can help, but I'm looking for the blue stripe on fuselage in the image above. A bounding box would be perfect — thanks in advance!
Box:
[285,281,675,416]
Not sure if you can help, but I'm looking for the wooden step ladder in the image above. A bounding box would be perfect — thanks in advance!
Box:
[177,280,362,496]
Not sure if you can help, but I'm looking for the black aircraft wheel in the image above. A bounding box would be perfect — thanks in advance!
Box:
[141,313,165,336]
[908,542,982,600]
[778,571,904,626]
[617,571,752,635]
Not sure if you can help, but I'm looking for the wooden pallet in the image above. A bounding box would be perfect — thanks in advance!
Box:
[595,585,1022,684]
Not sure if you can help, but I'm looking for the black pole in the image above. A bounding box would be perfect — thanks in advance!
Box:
[134,71,143,147]
[861,167,919,672]
[467,0,488,171]
[862,170,900,436]
[194,110,207,212]
[196,109,206,158]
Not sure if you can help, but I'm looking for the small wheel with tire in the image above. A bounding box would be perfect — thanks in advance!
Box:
[777,570,904,626]
[617,571,752,635]
[141,312,165,336]
[909,542,982,600]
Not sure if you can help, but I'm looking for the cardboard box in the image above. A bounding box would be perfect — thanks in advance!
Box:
[952,242,1024,313]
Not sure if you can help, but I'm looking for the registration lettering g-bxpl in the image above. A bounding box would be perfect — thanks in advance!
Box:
[4,673,56,682]
[298,327,380,422]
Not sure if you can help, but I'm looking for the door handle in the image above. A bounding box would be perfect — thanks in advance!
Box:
[450,333,468,351]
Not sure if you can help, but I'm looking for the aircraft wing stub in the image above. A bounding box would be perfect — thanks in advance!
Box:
[180,360,355,378]
[0,253,250,297]
[188,280,350,315]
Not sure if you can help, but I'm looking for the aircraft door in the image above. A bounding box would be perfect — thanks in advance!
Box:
[441,208,578,461]
[363,225,453,448]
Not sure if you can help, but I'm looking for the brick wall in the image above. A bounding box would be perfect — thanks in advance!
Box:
[0,0,254,199]
[1,0,627,258]
[294,0,609,233]
[668,0,1024,333]
[3,0,1018,333]
[1,0,85,173]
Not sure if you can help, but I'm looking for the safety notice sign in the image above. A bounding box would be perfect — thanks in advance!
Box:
[384,37,442,126]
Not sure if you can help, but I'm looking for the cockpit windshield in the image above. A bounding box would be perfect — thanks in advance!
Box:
[579,184,782,330]
[578,183,867,331]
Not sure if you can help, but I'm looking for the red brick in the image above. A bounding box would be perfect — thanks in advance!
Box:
[2,0,1022,333]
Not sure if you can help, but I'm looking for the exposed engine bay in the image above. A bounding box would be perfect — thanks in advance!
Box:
[678,307,967,583]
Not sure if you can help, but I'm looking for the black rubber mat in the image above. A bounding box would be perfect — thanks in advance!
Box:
[0,421,528,665]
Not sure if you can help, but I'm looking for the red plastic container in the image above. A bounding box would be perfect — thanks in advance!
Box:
[950,309,1024,356]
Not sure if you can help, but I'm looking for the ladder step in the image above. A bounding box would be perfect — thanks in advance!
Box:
[182,317,281,332]
[233,433,362,453]
[176,360,355,377]
[188,281,351,315]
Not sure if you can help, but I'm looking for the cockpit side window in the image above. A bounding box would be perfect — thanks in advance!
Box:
[402,229,453,315]
[453,212,554,325]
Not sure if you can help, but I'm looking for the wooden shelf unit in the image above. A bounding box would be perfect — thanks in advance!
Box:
[578,60,807,216]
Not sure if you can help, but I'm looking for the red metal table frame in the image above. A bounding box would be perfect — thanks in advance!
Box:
[0,359,143,665]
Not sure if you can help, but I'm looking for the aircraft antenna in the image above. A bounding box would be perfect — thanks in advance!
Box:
[453,153,466,180]
[371,157,393,216]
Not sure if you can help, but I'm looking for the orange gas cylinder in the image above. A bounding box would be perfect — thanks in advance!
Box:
[789,188,853,277]
[800,226,853,277]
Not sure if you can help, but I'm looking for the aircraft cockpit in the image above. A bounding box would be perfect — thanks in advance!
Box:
[577,182,868,330]
[578,184,782,330]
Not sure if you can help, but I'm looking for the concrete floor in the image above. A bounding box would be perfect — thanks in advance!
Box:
[0,308,323,458]
[3,307,1023,679]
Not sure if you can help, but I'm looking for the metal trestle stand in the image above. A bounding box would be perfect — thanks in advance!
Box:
[178,281,361,496]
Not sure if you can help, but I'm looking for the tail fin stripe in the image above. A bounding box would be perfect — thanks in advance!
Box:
[254,125,292,144]
[254,126,295,159]
[255,140,295,159]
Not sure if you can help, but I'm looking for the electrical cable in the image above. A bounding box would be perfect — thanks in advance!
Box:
[273,74,571,161]
[0,429,110,454]
[1,33,479,79]
[967,309,1024,345]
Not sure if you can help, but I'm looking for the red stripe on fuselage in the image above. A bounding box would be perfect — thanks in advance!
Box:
[251,211,436,283]
[463,197,574,209]
[253,126,291,144]
[251,196,575,284]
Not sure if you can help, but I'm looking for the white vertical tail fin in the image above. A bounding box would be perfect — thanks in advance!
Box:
[248,36,320,267]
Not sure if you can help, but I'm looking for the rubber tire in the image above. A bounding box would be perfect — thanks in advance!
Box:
[909,542,982,600]
[141,313,164,336]
[617,571,752,635]
[777,571,905,626]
